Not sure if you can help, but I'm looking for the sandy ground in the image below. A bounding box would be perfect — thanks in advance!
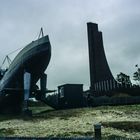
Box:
[0,105,140,139]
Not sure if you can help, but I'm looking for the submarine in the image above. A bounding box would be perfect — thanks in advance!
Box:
[0,33,51,113]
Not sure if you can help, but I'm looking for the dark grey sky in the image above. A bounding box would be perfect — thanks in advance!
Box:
[0,0,140,89]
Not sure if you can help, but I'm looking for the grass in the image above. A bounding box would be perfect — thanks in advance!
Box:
[0,105,140,138]
[0,128,15,136]
[102,121,140,132]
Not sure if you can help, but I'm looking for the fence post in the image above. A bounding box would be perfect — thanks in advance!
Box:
[94,123,101,140]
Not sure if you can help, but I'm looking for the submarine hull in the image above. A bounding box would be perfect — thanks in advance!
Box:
[0,35,51,113]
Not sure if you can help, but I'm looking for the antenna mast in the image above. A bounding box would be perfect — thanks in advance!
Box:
[38,27,44,39]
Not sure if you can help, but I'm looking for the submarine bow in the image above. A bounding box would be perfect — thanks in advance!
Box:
[0,35,51,113]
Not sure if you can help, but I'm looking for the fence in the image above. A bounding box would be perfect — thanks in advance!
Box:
[93,79,132,93]
[93,79,140,97]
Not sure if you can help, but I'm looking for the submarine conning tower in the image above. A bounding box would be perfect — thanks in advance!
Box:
[87,22,115,95]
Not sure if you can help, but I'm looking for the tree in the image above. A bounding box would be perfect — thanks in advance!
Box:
[116,72,131,86]
[133,67,140,85]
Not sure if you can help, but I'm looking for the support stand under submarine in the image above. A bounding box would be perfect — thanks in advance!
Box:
[22,72,49,116]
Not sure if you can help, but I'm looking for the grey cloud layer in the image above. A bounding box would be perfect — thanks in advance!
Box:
[0,0,140,89]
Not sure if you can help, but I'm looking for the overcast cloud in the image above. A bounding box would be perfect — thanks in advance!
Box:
[0,0,140,90]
